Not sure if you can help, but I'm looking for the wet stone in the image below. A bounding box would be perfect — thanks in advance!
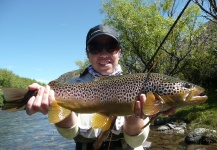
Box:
[173,127,185,134]
[155,121,186,134]
[200,134,217,145]
[156,125,170,131]
[185,128,217,144]
[153,118,166,126]
[166,123,176,129]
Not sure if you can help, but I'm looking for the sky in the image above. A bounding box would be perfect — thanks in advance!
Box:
[0,0,104,83]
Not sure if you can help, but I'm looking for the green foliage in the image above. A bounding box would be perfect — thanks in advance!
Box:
[181,22,217,88]
[101,0,202,75]
[0,68,45,106]
[0,69,44,88]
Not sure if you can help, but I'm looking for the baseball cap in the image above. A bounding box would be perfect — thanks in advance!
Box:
[86,24,119,45]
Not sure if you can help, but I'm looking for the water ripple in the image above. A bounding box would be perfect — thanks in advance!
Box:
[0,111,75,150]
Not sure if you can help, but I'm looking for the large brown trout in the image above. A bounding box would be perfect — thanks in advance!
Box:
[1,73,208,130]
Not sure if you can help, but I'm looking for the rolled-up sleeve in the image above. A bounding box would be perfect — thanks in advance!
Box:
[55,123,79,140]
[123,117,150,148]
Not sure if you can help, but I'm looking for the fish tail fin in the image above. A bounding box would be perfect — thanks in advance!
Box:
[143,92,163,116]
[91,113,114,131]
[48,100,71,124]
[0,88,37,112]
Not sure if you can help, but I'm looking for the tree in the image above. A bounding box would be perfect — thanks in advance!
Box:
[193,0,217,22]
[101,0,202,76]
[75,59,90,71]
[181,21,217,88]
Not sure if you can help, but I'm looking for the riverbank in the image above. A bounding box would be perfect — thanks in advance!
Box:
[147,125,217,150]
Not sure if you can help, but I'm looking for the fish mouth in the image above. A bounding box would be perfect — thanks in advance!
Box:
[184,88,208,103]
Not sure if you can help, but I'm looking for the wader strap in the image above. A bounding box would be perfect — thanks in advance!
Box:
[76,141,134,150]
[121,139,128,149]
[82,143,87,150]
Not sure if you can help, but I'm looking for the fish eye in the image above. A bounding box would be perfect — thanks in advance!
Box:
[184,83,192,88]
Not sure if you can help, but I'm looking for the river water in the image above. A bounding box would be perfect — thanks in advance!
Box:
[0,111,216,150]
[0,111,75,150]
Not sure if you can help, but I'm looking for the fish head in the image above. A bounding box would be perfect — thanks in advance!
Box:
[156,77,208,109]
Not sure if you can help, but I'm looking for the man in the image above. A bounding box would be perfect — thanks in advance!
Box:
[26,24,155,149]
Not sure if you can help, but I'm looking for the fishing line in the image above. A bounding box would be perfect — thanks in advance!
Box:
[142,53,163,93]
[107,132,113,150]
[148,53,163,73]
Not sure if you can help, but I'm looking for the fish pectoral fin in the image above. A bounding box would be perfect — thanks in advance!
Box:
[143,92,163,116]
[48,100,71,124]
[91,113,113,131]
[101,116,113,131]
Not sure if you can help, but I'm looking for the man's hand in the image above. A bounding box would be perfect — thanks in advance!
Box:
[26,83,54,115]
[134,94,146,118]
[124,94,147,135]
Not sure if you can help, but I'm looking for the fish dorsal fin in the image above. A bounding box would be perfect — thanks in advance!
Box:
[91,113,113,131]
[93,76,111,82]
[48,100,71,124]
[93,75,122,82]
[48,80,64,89]
[143,92,163,116]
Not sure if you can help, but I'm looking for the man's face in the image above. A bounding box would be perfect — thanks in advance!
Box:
[87,35,121,75]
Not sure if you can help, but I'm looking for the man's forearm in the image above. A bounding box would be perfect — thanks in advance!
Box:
[55,112,77,128]
[123,116,145,136]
